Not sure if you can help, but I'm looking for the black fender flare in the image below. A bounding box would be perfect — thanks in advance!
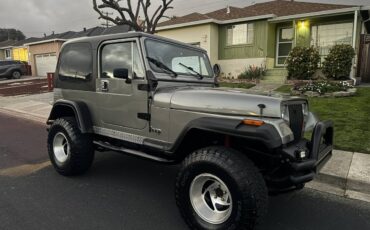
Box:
[47,100,93,133]
[169,117,283,153]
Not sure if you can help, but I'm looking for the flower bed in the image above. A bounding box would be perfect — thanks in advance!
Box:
[291,80,357,97]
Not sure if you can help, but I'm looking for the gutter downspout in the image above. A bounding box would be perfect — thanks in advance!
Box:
[351,10,358,85]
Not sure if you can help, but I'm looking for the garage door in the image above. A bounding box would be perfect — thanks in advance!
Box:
[35,53,57,77]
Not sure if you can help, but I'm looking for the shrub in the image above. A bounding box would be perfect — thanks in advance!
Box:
[297,81,353,95]
[238,65,266,80]
[286,46,320,80]
[322,44,355,80]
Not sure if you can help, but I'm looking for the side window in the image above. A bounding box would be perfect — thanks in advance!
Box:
[59,43,92,81]
[101,41,144,79]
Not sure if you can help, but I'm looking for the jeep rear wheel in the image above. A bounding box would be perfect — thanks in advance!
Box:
[47,117,94,176]
[175,146,268,230]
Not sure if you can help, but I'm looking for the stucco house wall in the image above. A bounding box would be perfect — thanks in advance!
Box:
[28,41,64,76]
[157,23,219,65]
[0,50,5,60]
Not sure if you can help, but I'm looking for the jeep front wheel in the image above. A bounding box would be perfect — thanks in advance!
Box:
[175,146,268,230]
[47,117,94,176]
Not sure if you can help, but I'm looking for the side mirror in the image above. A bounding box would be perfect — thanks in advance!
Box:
[113,68,129,79]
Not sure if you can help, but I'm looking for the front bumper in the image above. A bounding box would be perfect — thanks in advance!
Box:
[269,120,334,190]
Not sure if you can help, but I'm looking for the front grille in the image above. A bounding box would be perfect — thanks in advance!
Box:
[288,104,304,141]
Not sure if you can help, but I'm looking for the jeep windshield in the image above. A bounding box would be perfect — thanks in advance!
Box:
[145,39,213,78]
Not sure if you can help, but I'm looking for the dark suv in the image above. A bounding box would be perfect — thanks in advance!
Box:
[0,60,27,79]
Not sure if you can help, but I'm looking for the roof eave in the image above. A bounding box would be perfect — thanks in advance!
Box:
[157,19,215,31]
[0,46,13,49]
[268,7,360,23]
[157,14,276,31]
[24,38,67,46]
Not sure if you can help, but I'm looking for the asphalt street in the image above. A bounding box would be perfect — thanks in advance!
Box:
[0,112,370,230]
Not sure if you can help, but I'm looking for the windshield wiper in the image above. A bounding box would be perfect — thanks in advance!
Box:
[179,63,204,80]
[147,57,177,77]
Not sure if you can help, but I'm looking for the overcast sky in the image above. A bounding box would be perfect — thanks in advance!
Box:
[0,0,369,38]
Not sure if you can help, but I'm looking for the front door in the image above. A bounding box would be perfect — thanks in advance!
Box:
[276,27,294,66]
[97,39,148,130]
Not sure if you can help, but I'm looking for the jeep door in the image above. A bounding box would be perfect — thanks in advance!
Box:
[97,39,148,130]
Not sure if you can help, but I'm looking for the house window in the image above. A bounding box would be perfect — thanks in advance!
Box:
[227,23,254,45]
[5,49,11,59]
[311,22,353,59]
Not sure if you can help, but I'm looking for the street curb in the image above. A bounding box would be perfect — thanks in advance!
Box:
[0,76,47,85]
[315,173,346,189]
[346,177,370,195]
[311,153,370,203]
[0,108,46,124]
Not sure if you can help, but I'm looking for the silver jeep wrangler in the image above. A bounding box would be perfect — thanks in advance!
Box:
[47,32,333,230]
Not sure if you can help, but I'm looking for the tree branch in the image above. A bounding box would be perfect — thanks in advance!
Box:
[92,0,174,33]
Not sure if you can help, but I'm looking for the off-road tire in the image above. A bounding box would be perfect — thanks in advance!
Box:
[47,117,94,176]
[175,146,268,230]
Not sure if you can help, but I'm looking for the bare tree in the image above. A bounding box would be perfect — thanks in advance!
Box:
[93,0,174,34]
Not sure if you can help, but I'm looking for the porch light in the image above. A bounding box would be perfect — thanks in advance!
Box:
[299,20,306,28]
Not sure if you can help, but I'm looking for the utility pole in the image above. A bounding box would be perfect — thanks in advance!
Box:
[101,11,114,28]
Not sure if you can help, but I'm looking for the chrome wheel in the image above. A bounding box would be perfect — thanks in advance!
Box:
[189,173,233,225]
[12,71,21,79]
[53,132,70,164]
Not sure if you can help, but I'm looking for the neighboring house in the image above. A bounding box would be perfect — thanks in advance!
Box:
[24,25,129,77]
[11,37,41,63]
[157,0,370,83]
[0,40,16,61]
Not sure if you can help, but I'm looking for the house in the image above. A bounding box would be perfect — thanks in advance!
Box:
[156,0,370,83]
[11,37,42,63]
[0,40,16,60]
[24,25,129,77]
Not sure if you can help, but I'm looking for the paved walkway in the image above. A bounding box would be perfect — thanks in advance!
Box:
[249,83,282,93]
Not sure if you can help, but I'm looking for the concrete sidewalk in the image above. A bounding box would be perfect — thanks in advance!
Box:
[0,92,52,123]
[0,92,370,203]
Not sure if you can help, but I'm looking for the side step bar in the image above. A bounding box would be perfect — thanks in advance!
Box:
[93,141,174,163]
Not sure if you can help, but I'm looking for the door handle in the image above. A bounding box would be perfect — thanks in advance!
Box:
[101,80,109,92]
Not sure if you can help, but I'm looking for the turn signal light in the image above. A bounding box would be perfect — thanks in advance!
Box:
[242,119,265,126]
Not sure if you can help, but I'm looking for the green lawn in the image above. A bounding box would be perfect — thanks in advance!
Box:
[274,85,292,94]
[219,82,255,89]
[308,88,370,153]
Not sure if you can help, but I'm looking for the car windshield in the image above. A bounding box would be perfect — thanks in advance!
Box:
[145,39,213,78]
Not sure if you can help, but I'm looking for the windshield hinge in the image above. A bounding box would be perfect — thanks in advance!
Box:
[138,113,151,121]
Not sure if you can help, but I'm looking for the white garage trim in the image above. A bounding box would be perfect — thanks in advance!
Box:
[35,53,57,77]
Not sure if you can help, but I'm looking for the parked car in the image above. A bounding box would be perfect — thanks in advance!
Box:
[46,32,333,230]
[0,60,27,79]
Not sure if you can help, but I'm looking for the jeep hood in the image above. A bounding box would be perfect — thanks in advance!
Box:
[153,87,306,118]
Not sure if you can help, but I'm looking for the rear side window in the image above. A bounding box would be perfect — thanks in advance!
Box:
[59,43,92,81]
